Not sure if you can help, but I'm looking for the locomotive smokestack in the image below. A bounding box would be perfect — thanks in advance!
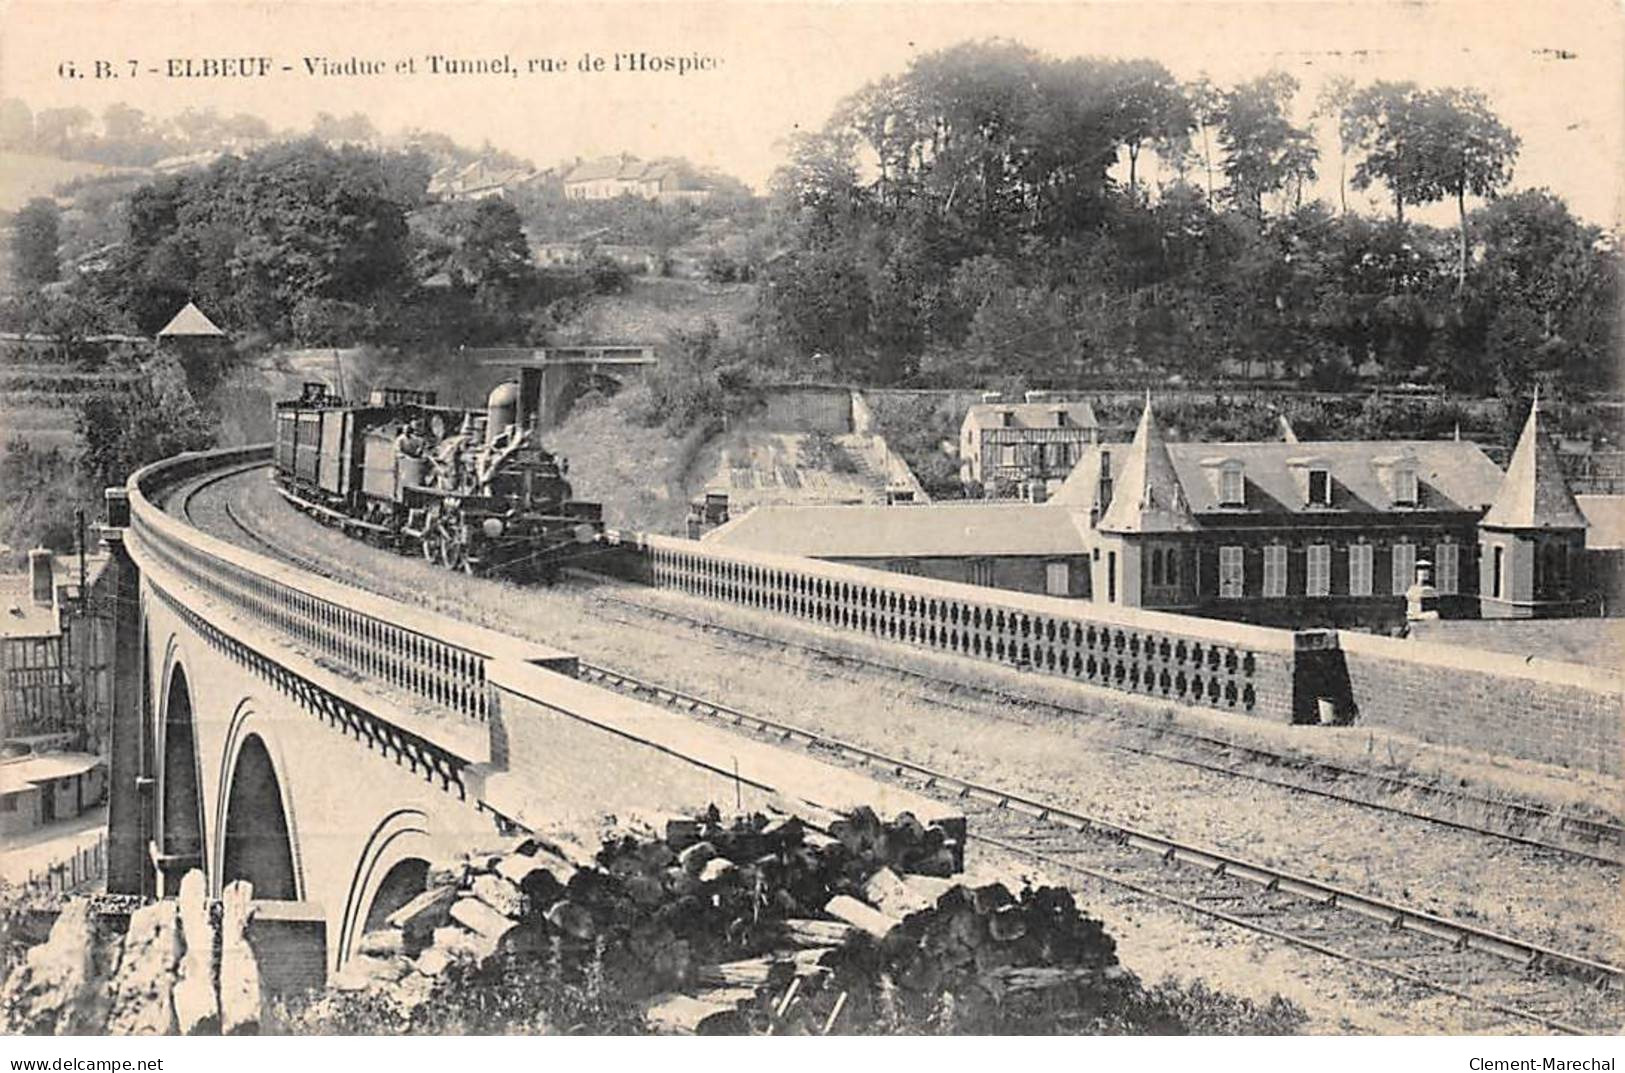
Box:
[487,380,519,444]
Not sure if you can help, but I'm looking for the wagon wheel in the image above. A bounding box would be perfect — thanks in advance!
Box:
[437,527,481,576]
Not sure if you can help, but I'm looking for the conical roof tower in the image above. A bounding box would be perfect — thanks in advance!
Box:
[1098,395,1197,533]
[1481,391,1587,530]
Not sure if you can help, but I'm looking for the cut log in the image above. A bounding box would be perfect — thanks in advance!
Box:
[642,988,755,1035]
[698,857,736,884]
[823,895,901,941]
[862,868,948,919]
[358,928,407,958]
[677,840,717,877]
[693,958,793,989]
[386,883,457,939]
[431,925,492,963]
[448,895,518,947]
[780,919,855,948]
[470,873,525,919]
[415,948,452,977]
[988,905,1028,943]
[981,965,1103,998]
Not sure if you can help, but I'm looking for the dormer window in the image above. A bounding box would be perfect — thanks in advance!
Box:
[1201,456,1245,506]
[1287,455,1330,507]
[1392,464,1417,505]
[1308,468,1330,506]
[1374,452,1420,506]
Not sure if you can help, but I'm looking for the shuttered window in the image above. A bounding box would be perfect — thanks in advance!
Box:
[1219,546,1245,599]
[1392,541,1416,594]
[1306,544,1331,596]
[1262,545,1287,597]
[1434,543,1459,595]
[1349,544,1374,596]
[1045,561,1069,596]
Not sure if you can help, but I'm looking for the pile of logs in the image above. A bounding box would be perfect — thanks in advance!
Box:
[347,804,1126,1034]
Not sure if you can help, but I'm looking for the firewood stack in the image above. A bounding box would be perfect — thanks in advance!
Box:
[347,803,1126,1034]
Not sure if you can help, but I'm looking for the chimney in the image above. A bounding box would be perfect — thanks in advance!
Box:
[29,547,54,606]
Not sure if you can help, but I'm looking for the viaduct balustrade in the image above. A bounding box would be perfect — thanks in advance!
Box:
[637,533,1297,722]
[125,448,572,730]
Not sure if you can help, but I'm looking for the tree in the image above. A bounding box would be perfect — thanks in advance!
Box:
[77,357,217,491]
[1217,73,1317,218]
[101,103,147,143]
[1313,75,1357,214]
[1184,77,1223,205]
[11,198,61,288]
[1347,81,1425,223]
[1108,60,1192,196]
[33,106,91,155]
[1408,88,1520,290]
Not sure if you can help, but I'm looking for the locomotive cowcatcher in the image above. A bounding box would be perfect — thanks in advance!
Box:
[273,372,603,579]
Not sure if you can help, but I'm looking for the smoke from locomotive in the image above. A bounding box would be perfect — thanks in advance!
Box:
[273,376,604,579]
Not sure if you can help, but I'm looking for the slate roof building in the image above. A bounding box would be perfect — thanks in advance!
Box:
[704,503,1094,597]
[1052,395,1589,625]
[562,156,709,203]
[959,393,1101,496]
[706,394,1599,629]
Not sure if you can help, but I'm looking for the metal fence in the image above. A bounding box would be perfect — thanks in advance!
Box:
[22,832,108,894]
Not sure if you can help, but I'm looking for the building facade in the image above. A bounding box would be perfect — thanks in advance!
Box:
[1052,396,1590,629]
[959,395,1100,497]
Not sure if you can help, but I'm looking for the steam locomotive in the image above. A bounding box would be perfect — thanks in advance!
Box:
[272,373,603,579]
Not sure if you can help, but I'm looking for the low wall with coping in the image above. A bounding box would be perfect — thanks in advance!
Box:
[1336,631,1623,777]
[609,529,1624,776]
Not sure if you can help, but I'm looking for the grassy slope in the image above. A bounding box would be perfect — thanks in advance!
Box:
[555,276,756,344]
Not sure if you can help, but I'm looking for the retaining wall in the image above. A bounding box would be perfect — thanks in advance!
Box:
[1337,632,1623,776]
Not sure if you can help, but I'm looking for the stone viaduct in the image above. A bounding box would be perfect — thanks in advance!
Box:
[101,447,952,987]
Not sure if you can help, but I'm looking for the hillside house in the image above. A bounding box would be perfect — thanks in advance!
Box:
[959,394,1100,497]
[563,156,710,203]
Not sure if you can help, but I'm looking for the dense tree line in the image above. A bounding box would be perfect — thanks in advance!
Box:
[757,41,1620,398]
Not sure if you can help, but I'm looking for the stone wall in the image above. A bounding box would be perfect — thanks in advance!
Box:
[1337,631,1624,776]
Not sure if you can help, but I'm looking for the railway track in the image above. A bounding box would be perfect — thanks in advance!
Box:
[179,465,1625,870]
[576,583,1625,867]
[574,659,1624,1036]
[173,465,1625,1031]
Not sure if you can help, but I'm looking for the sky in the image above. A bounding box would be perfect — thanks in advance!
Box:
[2,0,1622,227]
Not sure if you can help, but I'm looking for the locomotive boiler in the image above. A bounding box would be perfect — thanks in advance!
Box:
[272,374,603,579]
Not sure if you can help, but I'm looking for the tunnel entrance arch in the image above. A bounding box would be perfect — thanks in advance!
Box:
[220,734,299,900]
[159,663,204,890]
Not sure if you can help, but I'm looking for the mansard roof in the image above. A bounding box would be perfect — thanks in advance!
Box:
[1482,398,1588,530]
[1096,400,1198,534]
[964,400,1099,433]
[703,503,1092,559]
